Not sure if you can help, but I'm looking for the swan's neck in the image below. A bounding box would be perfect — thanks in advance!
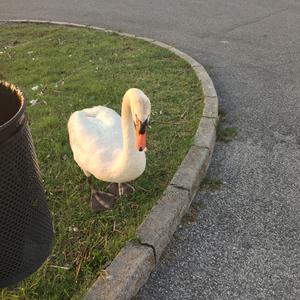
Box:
[121,94,135,155]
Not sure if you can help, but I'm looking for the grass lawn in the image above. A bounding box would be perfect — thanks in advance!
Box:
[0,23,203,299]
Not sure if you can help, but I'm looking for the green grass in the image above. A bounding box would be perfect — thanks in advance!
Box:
[217,125,237,143]
[200,178,223,191]
[0,23,203,299]
[217,109,237,143]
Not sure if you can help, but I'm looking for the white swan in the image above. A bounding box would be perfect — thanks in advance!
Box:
[68,88,151,212]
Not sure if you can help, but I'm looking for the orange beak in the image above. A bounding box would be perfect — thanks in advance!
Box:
[136,131,146,152]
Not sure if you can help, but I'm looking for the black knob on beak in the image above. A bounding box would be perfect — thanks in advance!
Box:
[139,120,148,134]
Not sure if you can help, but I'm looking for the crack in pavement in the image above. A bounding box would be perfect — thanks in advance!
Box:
[222,7,290,35]
[193,6,291,42]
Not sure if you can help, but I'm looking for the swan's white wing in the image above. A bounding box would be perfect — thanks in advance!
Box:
[68,106,122,176]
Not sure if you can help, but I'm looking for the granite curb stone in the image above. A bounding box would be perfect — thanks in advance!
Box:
[85,242,155,300]
[137,185,190,261]
[170,146,210,199]
[203,96,219,119]
[194,117,217,154]
[193,65,218,98]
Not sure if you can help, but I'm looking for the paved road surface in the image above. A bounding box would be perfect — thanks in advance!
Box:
[1,1,299,299]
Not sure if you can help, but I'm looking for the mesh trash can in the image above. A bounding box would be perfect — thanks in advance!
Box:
[0,81,53,288]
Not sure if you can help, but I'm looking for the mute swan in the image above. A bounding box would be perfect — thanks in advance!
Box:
[68,88,151,213]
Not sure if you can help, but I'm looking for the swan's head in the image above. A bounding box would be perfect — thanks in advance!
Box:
[127,88,151,152]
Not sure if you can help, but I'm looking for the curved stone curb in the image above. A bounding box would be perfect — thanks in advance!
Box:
[2,19,218,300]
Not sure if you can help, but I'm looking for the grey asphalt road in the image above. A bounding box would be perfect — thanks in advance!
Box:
[1,1,299,299]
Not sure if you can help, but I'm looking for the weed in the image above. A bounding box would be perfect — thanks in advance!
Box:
[216,109,237,143]
[200,177,223,191]
[217,124,237,143]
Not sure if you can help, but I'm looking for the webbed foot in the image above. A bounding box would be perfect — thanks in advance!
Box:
[106,183,135,197]
[90,190,116,213]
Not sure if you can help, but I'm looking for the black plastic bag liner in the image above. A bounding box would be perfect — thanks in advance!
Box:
[0,81,53,288]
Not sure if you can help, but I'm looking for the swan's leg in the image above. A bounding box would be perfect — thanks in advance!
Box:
[83,169,91,177]
[87,176,93,189]
[87,176,116,213]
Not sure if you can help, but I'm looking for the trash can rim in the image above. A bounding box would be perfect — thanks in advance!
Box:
[0,81,26,132]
